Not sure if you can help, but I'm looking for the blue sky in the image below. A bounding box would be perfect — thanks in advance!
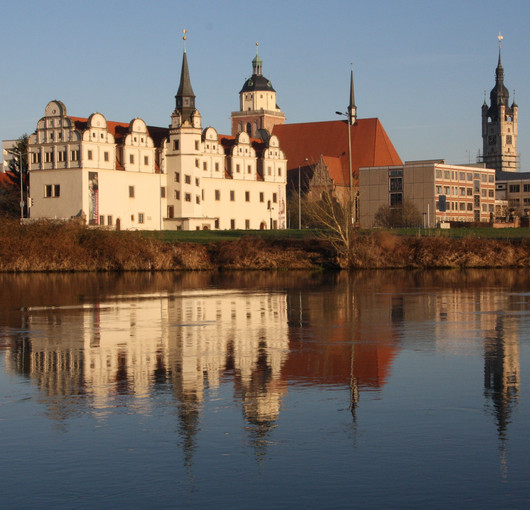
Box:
[2,0,529,168]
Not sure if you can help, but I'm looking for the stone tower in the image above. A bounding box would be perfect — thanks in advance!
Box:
[166,43,203,222]
[481,34,519,173]
[231,45,285,138]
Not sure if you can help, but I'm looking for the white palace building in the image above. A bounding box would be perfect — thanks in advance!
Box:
[27,49,287,231]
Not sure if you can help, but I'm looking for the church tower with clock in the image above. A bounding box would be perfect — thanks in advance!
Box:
[481,34,519,174]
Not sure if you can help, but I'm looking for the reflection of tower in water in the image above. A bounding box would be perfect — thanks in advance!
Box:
[484,314,520,477]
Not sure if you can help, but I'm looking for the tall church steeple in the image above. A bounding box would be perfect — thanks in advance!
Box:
[481,33,519,173]
[348,65,357,125]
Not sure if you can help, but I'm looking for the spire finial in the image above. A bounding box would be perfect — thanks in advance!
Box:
[256,41,259,55]
[183,29,188,52]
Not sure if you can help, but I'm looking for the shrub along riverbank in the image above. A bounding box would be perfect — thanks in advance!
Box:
[1,219,530,272]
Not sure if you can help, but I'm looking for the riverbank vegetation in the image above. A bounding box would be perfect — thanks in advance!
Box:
[1,219,530,272]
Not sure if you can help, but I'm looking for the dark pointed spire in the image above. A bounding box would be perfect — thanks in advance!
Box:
[175,30,196,120]
[488,33,511,121]
[347,63,357,125]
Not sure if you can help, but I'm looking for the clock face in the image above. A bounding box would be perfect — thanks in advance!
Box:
[489,135,496,145]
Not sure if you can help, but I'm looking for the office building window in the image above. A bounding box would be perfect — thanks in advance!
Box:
[138,213,144,224]
[129,186,135,198]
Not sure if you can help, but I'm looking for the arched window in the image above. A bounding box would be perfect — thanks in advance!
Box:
[246,123,252,137]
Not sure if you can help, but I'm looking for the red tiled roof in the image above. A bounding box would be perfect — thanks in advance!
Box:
[272,119,402,186]
[69,116,169,147]
[0,172,15,187]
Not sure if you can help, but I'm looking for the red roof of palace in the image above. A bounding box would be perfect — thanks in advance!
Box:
[272,119,402,185]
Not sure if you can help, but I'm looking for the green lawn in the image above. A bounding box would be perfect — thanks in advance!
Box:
[141,226,530,244]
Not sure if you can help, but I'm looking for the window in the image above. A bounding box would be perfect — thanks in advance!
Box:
[214,218,219,229]
[54,185,60,197]
[107,215,113,226]
[175,172,180,182]
[273,193,277,203]
[467,188,472,196]
[236,164,240,173]
[99,215,105,225]
[278,167,282,177]
[215,162,219,172]
[460,187,465,196]
[129,186,135,198]
[444,186,450,195]
[185,174,191,184]
[195,178,199,187]
[173,140,179,151]
[129,154,134,164]
[390,177,402,191]
[196,195,200,204]
[459,202,466,211]
[230,190,235,201]
[390,193,403,207]
[436,170,442,178]
[201,189,204,200]
[44,185,52,197]
[444,171,450,179]
[467,173,472,181]
[131,214,135,221]
[509,184,521,193]
[144,156,149,165]
[215,190,220,201]
[71,150,79,161]
[259,192,264,203]
[245,191,250,202]
[195,158,199,168]
[247,165,251,174]
[267,166,271,175]
[195,140,199,151]
[436,186,442,194]
[167,206,174,218]
[58,151,66,162]
[489,175,495,183]
[245,219,250,229]
[174,190,180,199]
[185,193,191,202]
[87,150,93,160]
[230,219,235,229]
[459,172,465,180]
[481,189,487,197]
[161,187,166,198]
[203,161,207,171]
[45,152,53,163]
[104,151,109,162]
[138,213,144,224]
[489,189,494,198]
[481,174,487,183]
[467,203,473,211]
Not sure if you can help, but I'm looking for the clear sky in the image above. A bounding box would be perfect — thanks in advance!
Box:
[2,0,529,168]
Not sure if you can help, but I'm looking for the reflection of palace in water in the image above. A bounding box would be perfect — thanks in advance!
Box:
[2,270,526,467]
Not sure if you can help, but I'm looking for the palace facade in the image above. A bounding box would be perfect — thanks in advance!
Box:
[27,49,287,231]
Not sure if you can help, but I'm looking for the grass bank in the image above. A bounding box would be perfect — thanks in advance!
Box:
[1,219,530,272]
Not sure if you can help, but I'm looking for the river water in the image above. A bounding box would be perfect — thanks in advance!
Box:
[1,270,530,509]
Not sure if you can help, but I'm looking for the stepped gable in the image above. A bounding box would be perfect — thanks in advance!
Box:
[273,118,402,185]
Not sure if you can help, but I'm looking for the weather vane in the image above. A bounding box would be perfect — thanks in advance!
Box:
[498,31,503,48]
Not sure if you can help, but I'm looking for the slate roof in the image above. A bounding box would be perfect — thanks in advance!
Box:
[272,118,402,186]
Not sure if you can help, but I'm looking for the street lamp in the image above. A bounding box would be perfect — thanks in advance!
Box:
[336,110,354,224]
[298,158,308,229]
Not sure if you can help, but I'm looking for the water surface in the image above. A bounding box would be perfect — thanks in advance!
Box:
[1,270,530,509]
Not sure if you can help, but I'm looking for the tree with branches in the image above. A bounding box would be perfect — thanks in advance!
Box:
[3,134,29,218]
